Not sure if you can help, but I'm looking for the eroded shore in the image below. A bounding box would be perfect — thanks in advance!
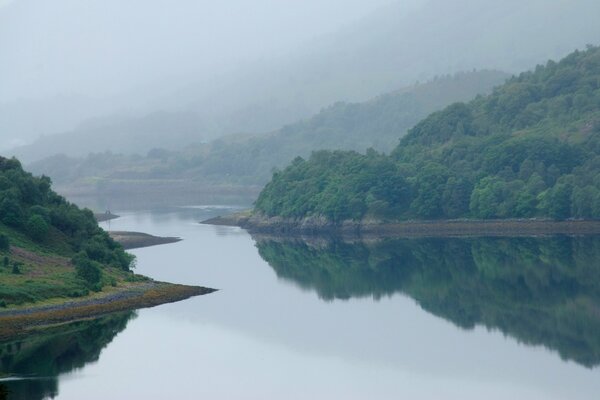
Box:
[203,211,600,237]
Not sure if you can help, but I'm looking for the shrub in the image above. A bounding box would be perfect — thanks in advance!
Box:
[26,214,50,241]
[72,252,102,287]
[0,234,9,252]
[11,262,21,274]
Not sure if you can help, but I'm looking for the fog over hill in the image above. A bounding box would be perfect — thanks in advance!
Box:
[27,69,508,195]
[4,0,600,162]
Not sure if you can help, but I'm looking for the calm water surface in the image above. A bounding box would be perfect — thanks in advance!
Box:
[2,206,600,399]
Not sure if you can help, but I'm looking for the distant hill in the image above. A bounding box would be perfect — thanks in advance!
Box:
[28,70,508,197]
[9,0,600,162]
[255,46,600,221]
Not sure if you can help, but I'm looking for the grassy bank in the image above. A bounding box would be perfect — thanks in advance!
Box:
[0,241,143,308]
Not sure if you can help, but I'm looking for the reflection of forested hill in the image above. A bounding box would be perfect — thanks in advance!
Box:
[0,312,134,400]
[255,235,600,367]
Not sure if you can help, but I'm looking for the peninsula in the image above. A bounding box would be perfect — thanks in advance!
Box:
[0,156,213,335]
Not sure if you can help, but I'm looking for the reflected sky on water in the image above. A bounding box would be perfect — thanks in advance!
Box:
[3,207,600,399]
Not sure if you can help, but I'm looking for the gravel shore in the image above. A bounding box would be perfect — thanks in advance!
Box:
[0,282,215,339]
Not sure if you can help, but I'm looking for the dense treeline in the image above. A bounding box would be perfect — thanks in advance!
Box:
[255,46,600,221]
[256,235,600,367]
[28,71,508,187]
[0,156,134,289]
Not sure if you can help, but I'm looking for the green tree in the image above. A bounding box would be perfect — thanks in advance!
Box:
[537,183,573,219]
[0,196,23,227]
[26,214,50,241]
[442,177,473,218]
[410,163,450,218]
[73,253,102,288]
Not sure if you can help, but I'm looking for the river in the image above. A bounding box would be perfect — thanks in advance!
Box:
[2,206,600,399]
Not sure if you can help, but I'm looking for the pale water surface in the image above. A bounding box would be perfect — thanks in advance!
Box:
[2,206,600,399]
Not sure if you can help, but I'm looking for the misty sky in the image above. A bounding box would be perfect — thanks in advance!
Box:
[0,0,401,103]
[2,0,599,155]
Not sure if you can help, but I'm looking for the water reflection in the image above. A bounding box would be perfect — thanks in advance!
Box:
[0,312,135,400]
[255,235,600,368]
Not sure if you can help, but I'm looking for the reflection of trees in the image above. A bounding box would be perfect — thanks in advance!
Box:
[256,235,600,367]
[0,311,135,400]
[0,385,8,400]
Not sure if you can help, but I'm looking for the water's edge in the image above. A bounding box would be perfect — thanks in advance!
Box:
[203,211,600,237]
[0,282,216,340]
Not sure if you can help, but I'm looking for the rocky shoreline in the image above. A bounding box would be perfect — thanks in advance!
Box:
[0,282,215,340]
[202,211,600,237]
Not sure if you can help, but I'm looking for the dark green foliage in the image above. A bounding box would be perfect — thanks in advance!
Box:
[255,150,410,221]
[0,195,23,227]
[25,214,50,241]
[256,46,600,221]
[73,252,102,288]
[11,262,21,275]
[0,234,9,252]
[2,256,8,268]
[0,156,134,270]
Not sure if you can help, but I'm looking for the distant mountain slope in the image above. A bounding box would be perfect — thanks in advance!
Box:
[255,46,600,221]
[28,70,508,192]
[10,0,600,161]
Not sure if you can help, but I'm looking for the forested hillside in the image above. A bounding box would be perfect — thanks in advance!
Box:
[0,157,136,305]
[255,46,600,221]
[29,71,507,190]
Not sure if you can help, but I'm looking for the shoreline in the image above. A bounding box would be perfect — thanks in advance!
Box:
[0,281,215,340]
[109,231,182,250]
[94,212,120,222]
[202,211,600,237]
[0,227,189,339]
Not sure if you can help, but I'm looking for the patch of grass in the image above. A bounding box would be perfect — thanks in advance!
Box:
[0,248,143,307]
[0,223,72,257]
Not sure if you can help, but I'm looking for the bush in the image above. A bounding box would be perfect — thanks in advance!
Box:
[11,262,21,274]
[0,234,9,252]
[0,196,23,227]
[26,214,50,241]
[72,253,102,287]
